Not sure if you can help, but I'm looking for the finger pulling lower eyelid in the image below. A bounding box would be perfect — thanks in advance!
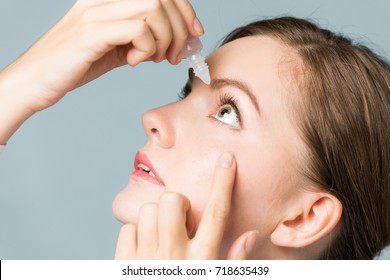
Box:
[220,152,234,169]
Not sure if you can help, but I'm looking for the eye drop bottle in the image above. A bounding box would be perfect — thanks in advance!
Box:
[182,36,211,85]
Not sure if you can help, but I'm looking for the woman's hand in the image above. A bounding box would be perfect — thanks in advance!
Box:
[115,152,259,260]
[0,0,203,143]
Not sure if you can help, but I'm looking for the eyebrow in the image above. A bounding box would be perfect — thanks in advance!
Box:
[188,69,261,115]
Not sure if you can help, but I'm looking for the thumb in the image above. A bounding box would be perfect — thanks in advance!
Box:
[226,230,259,260]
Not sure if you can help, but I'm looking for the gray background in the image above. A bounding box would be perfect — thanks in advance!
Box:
[1,0,389,259]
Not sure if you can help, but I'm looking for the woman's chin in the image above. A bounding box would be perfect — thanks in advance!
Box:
[112,189,138,224]
[112,180,165,224]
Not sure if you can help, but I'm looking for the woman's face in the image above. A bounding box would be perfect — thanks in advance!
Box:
[113,36,305,258]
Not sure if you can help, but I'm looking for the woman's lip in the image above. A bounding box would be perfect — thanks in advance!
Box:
[132,151,165,186]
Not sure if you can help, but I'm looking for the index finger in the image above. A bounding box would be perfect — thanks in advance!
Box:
[173,0,204,36]
[193,152,236,257]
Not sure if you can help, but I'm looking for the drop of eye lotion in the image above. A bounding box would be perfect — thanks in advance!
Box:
[182,36,211,85]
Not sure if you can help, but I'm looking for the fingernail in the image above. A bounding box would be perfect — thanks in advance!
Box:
[193,17,204,35]
[220,152,233,169]
[153,52,164,63]
[244,231,259,255]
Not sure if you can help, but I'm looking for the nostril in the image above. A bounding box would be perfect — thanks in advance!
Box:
[150,128,160,140]
[142,108,175,148]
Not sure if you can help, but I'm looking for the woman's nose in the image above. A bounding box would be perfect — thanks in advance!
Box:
[142,105,175,148]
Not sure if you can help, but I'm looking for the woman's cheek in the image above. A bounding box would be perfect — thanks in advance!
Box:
[171,143,238,224]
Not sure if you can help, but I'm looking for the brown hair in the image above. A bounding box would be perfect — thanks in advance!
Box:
[221,17,390,259]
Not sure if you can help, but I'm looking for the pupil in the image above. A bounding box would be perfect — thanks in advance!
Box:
[220,107,230,117]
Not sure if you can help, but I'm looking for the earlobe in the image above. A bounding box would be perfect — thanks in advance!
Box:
[270,192,342,248]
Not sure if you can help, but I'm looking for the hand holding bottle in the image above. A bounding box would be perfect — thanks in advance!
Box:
[0,0,204,144]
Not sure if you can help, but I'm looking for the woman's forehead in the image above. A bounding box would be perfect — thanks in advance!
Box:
[206,36,296,95]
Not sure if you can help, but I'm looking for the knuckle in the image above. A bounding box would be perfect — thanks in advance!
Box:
[165,23,174,40]
[149,46,159,58]
[136,20,149,34]
[156,32,172,51]
[178,0,196,17]
[159,192,185,205]
[147,0,162,13]
[81,6,97,22]
[134,21,156,54]
[146,43,157,56]
[174,25,188,41]
[210,204,229,223]
[140,202,158,213]
[121,223,136,233]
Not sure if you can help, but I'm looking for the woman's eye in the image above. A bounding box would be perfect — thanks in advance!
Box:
[214,104,240,127]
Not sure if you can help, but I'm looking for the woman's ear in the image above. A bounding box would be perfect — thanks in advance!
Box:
[270,191,342,248]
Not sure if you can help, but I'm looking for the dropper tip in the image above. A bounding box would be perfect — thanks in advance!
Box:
[196,71,211,85]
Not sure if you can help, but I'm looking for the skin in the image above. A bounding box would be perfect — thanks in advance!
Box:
[0,0,342,259]
[113,36,307,259]
[0,0,203,144]
[0,0,254,259]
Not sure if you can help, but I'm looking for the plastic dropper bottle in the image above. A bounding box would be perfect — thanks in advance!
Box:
[182,36,211,85]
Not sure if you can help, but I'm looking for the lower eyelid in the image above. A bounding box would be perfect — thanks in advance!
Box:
[207,114,241,131]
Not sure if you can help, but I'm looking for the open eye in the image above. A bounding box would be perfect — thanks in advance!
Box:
[214,103,240,127]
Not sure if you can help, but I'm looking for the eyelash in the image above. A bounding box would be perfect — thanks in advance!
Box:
[178,83,242,127]
[178,82,192,100]
[216,93,242,126]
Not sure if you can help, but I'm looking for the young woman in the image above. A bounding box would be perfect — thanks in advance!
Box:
[1,0,389,259]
